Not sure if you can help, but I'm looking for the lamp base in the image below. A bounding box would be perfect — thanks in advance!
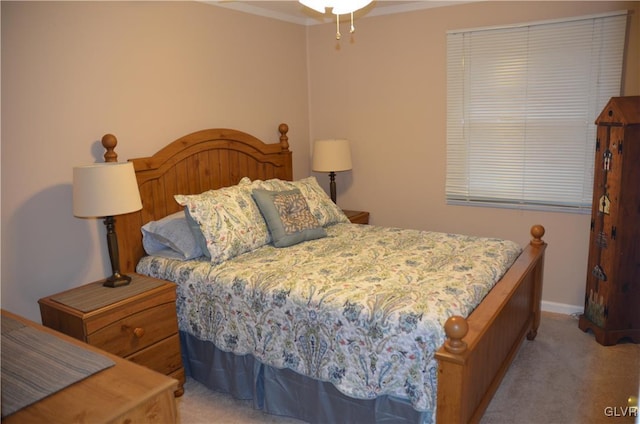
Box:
[329,171,337,204]
[103,273,132,288]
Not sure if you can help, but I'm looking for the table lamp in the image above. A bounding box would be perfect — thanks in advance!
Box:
[312,139,352,203]
[73,161,142,287]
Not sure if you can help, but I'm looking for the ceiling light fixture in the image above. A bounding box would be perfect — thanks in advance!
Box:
[299,0,373,40]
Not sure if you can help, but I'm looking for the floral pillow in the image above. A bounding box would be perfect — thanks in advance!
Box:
[252,188,326,247]
[251,177,349,227]
[174,177,269,264]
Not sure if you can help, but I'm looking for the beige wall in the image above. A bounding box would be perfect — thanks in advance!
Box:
[1,1,309,321]
[306,1,640,313]
[2,1,638,322]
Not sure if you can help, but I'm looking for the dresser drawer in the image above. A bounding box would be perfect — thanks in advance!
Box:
[127,333,182,376]
[87,302,178,357]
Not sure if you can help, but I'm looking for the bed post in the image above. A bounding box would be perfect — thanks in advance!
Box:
[527,224,545,340]
[279,123,289,150]
[278,123,293,181]
[99,133,145,274]
[101,134,118,163]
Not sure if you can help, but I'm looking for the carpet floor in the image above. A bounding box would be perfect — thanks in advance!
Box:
[177,312,639,423]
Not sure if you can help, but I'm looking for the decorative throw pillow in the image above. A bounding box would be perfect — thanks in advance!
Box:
[141,211,204,260]
[174,177,269,264]
[252,188,327,248]
[251,177,349,227]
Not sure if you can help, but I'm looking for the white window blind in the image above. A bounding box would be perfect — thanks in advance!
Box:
[446,11,628,213]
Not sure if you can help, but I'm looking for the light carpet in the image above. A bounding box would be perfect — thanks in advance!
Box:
[177,312,640,423]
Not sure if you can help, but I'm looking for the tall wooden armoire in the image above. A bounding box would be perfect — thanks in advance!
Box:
[578,96,640,346]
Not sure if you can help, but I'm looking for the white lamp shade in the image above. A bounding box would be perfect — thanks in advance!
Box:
[73,162,142,217]
[312,139,353,173]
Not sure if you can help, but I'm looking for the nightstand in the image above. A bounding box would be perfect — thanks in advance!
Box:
[343,209,370,225]
[38,273,185,396]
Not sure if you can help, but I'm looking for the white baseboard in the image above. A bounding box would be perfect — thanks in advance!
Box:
[541,300,583,316]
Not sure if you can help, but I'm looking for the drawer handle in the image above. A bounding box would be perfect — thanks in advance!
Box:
[133,327,145,338]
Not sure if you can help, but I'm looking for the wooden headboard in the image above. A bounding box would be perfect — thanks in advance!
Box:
[103,123,293,273]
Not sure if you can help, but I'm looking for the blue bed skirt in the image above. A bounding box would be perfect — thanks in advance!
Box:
[180,331,429,423]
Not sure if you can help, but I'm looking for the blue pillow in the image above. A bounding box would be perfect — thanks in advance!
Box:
[141,211,204,260]
[252,188,326,248]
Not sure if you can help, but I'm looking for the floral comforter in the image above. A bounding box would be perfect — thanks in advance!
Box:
[137,223,521,412]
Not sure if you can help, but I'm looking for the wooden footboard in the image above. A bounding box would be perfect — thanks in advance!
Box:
[435,225,546,423]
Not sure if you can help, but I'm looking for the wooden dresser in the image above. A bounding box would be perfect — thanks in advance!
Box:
[579,96,640,345]
[39,274,185,395]
[2,309,177,423]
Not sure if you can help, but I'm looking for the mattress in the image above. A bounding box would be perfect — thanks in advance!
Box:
[137,223,521,412]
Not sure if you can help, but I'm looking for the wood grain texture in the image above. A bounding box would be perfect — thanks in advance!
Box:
[2,310,178,424]
[116,125,292,273]
[436,226,546,423]
[38,275,185,396]
[579,96,640,345]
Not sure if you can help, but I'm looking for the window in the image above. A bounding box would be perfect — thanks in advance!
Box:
[446,11,628,213]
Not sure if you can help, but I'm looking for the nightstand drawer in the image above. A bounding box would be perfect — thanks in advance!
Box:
[127,333,182,376]
[87,302,178,357]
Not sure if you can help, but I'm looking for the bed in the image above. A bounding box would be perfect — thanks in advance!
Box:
[107,123,547,423]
